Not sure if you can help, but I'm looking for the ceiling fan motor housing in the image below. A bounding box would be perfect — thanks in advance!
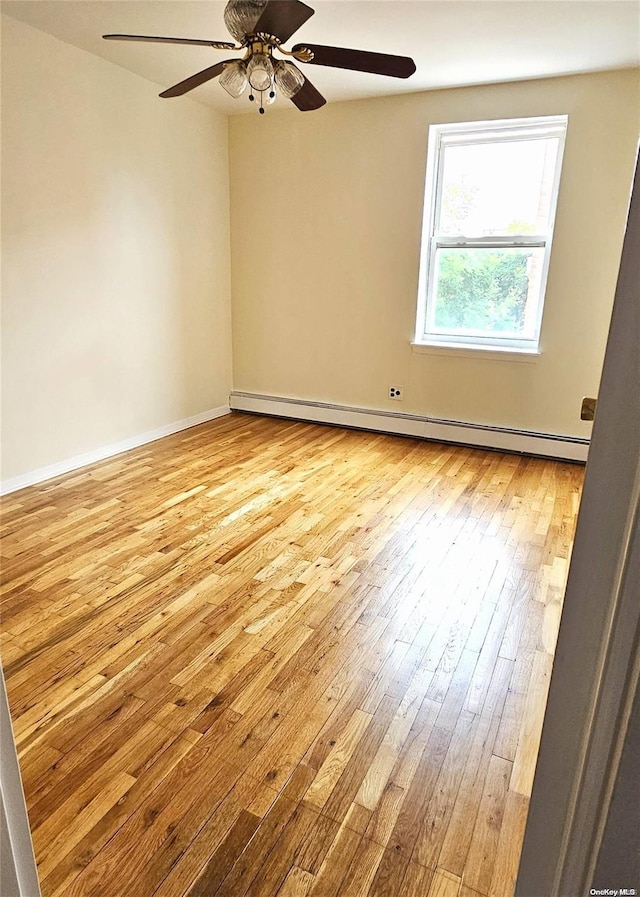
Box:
[224,0,271,44]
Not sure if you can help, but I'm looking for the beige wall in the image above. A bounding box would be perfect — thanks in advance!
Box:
[1,15,232,483]
[229,69,639,438]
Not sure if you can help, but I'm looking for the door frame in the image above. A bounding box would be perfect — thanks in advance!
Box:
[516,151,640,894]
[1,666,41,897]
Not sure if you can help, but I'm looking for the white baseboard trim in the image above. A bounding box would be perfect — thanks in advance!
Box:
[0,405,230,496]
[230,392,589,463]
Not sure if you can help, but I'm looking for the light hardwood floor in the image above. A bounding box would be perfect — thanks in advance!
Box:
[0,412,583,897]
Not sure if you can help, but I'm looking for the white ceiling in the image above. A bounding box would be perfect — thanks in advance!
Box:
[2,0,639,114]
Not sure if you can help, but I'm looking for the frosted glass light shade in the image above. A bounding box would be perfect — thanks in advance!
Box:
[247,53,274,91]
[219,60,248,97]
[223,0,268,41]
[274,60,304,98]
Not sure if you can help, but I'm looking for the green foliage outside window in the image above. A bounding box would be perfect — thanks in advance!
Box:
[434,249,530,334]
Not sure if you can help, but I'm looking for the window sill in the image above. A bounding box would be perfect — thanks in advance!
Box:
[411,341,541,362]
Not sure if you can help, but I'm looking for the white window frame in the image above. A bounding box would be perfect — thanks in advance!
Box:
[414,115,568,354]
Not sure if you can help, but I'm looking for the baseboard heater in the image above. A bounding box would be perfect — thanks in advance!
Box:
[229,391,589,463]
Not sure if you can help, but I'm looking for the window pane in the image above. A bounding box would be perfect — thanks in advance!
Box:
[431,247,545,339]
[438,138,559,237]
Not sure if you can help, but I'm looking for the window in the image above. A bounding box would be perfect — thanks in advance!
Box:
[414,115,567,353]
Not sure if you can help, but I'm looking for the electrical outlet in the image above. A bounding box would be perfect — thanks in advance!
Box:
[388,385,403,401]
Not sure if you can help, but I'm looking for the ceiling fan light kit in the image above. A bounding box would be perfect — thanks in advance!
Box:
[103,0,416,114]
[218,60,249,97]
[274,59,305,98]
[247,51,274,90]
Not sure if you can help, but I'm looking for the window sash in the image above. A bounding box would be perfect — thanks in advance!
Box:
[434,236,547,248]
[423,244,546,345]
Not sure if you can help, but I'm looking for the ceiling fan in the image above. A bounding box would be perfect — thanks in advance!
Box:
[103,0,416,113]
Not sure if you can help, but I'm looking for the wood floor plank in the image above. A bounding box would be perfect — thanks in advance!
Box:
[412,709,478,870]
[275,866,315,897]
[509,650,554,797]
[337,836,386,897]
[428,868,463,896]
[241,803,318,897]
[462,754,512,894]
[437,712,502,878]
[45,731,199,897]
[488,790,530,897]
[304,708,373,809]
[0,413,583,897]
[397,859,436,897]
[306,821,361,897]
[385,723,454,862]
[187,810,261,897]
[355,665,431,812]
[65,751,240,897]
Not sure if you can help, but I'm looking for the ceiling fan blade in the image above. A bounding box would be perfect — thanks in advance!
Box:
[290,75,326,111]
[254,0,314,44]
[292,43,416,78]
[159,60,235,97]
[103,34,236,49]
